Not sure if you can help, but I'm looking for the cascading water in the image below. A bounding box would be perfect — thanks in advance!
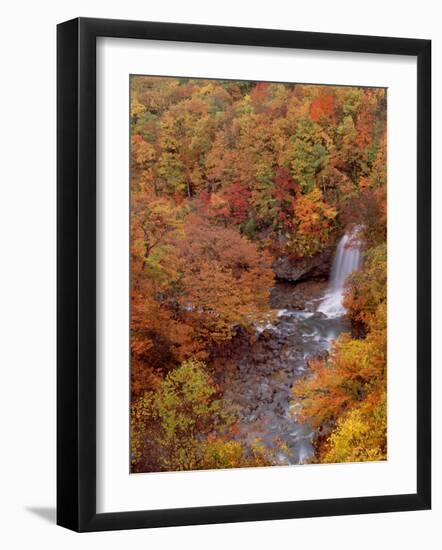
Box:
[231,227,363,465]
[318,228,362,318]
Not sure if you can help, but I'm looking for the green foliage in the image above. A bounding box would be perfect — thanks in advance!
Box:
[157,152,185,194]
[288,118,329,194]
[241,216,258,240]
[131,359,269,471]
[341,88,363,117]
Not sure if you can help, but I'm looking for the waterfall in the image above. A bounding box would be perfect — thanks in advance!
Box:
[318,228,362,317]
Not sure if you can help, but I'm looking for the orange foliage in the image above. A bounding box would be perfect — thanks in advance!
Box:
[309,92,336,123]
[175,215,274,344]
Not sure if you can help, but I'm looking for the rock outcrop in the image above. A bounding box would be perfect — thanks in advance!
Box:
[272,247,333,282]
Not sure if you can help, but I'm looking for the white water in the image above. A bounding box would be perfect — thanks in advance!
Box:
[318,228,362,317]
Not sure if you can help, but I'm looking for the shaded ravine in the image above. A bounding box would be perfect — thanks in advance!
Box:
[222,231,362,465]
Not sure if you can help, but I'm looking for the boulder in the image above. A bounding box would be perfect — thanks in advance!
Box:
[272,247,334,282]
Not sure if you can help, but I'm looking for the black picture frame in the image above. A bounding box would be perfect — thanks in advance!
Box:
[57,17,431,532]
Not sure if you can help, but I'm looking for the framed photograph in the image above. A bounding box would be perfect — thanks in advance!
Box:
[57,17,431,532]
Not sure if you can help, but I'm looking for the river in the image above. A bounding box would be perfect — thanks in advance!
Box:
[221,230,362,465]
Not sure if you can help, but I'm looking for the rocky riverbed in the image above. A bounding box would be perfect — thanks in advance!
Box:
[219,280,350,465]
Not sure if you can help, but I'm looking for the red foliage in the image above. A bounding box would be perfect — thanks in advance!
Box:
[222,182,251,224]
[272,167,299,202]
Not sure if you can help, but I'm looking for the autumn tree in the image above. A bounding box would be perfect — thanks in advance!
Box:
[131,359,270,472]
[175,215,275,346]
[289,187,337,257]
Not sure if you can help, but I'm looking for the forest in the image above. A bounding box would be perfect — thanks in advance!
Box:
[130,76,387,472]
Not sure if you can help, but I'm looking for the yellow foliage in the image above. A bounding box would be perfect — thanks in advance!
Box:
[321,396,387,463]
[289,187,337,257]
[201,437,270,470]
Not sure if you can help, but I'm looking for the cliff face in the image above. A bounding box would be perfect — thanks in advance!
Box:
[272,247,334,283]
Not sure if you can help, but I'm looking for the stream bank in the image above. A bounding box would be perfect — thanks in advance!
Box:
[219,279,350,465]
[218,229,362,465]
